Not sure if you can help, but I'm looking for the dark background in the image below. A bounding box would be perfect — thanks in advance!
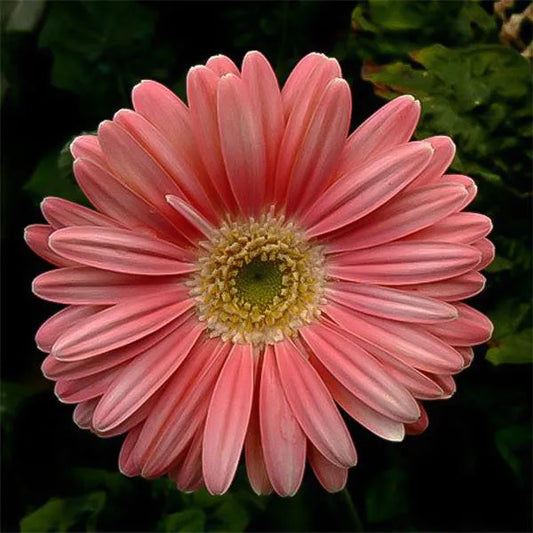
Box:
[2,1,531,531]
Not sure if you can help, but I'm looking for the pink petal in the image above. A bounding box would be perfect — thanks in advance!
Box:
[206,54,240,76]
[70,135,108,167]
[323,182,468,253]
[241,51,283,204]
[32,267,184,305]
[49,226,195,275]
[24,225,78,268]
[457,346,475,368]
[166,195,214,239]
[353,339,447,400]
[275,54,341,203]
[425,303,493,346]
[73,158,186,244]
[203,344,254,495]
[55,362,127,404]
[308,443,348,493]
[403,212,493,244]
[326,304,465,374]
[217,74,267,216]
[36,305,106,353]
[119,424,143,477]
[406,136,456,190]
[326,282,458,324]
[97,120,185,224]
[301,321,420,422]
[260,345,306,496]
[245,356,274,496]
[303,142,434,236]
[187,66,237,212]
[42,318,184,380]
[311,356,406,441]
[137,338,228,477]
[397,271,486,302]
[274,339,356,468]
[281,53,341,119]
[41,197,118,229]
[73,398,99,430]
[93,318,204,432]
[287,78,351,217]
[328,241,481,285]
[52,289,194,360]
[440,174,478,208]
[114,109,217,220]
[405,403,429,435]
[423,373,456,398]
[174,428,204,492]
[472,238,495,270]
[337,95,420,177]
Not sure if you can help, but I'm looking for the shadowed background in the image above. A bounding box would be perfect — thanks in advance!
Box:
[1,1,531,531]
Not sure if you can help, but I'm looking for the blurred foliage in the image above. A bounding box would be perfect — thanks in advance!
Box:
[2,1,531,532]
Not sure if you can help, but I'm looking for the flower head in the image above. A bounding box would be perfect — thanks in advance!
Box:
[26,52,494,496]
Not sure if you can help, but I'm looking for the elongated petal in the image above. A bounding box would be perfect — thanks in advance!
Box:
[311,356,406,441]
[397,271,486,302]
[286,78,351,217]
[329,241,481,285]
[276,54,341,203]
[137,338,228,477]
[326,282,457,324]
[73,158,185,243]
[35,305,106,353]
[42,318,184,381]
[441,174,477,208]
[175,428,204,492]
[406,136,455,189]
[323,182,468,253]
[326,304,464,373]
[274,339,356,468]
[41,197,118,229]
[206,54,240,76]
[304,142,434,235]
[203,344,254,495]
[472,238,495,270]
[405,403,429,435]
[352,339,446,400]
[404,212,493,244]
[308,443,348,493]
[98,120,184,222]
[55,362,126,404]
[52,290,194,360]
[73,398,99,430]
[281,53,341,119]
[70,135,108,167]
[119,424,143,477]
[301,321,420,422]
[114,109,217,219]
[217,74,267,216]
[425,303,493,346]
[187,66,237,212]
[245,357,274,495]
[93,319,204,432]
[337,95,420,175]
[260,346,306,496]
[49,226,195,275]
[166,195,214,239]
[24,224,78,267]
[241,51,283,204]
[33,267,184,305]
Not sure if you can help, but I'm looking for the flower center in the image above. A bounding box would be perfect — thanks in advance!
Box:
[190,210,325,345]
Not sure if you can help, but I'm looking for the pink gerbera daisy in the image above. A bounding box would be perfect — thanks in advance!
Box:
[25,51,494,497]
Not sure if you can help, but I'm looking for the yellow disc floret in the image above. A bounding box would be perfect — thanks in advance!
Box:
[190,209,326,345]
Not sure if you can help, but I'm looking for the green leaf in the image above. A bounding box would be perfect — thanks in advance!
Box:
[24,139,86,205]
[20,492,106,532]
[486,329,533,365]
[157,509,206,533]
[494,424,532,484]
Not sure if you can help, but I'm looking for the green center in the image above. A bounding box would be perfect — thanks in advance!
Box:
[234,258,283,306]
